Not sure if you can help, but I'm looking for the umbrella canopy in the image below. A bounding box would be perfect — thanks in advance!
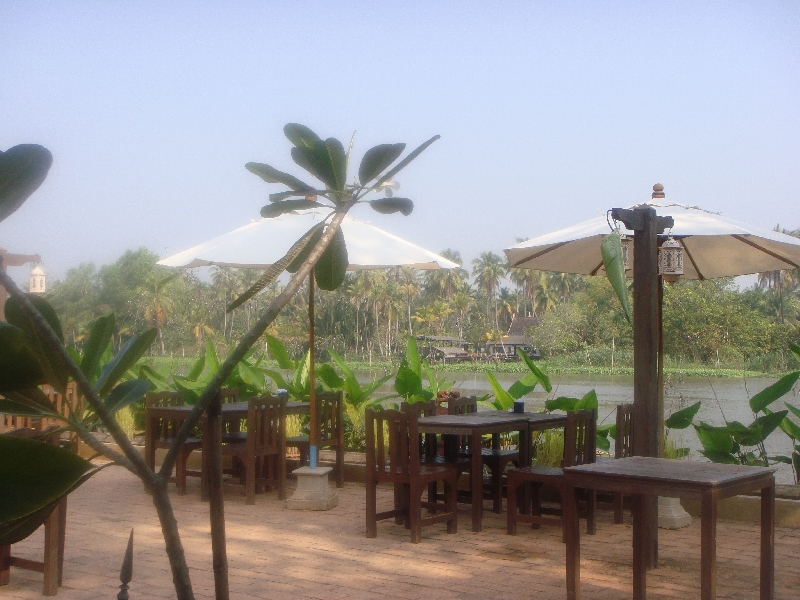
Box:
[159,209,458,271]
[505,202,800,279]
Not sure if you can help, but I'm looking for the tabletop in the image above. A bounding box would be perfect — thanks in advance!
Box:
[146,400,309,416]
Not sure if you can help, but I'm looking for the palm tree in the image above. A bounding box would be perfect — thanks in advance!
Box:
[471,251,508,332]
[425,248,469,299]
[396,267,421,336]
[449,290,474,340]
[138,272,179,354]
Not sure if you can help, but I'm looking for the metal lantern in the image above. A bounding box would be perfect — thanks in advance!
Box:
[620,234,632,270]
[29,265,46,294]
[658,237,683,283]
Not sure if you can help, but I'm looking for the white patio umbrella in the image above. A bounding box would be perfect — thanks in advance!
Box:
[160,209,457,468]
[506,202,800,278]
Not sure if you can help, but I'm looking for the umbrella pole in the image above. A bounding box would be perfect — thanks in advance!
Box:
[309,268,317,469]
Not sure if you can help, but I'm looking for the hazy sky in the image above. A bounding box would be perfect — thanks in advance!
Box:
[2,2,799,288]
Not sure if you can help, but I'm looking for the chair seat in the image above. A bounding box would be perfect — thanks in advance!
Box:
[509,464,564,481]
[154,437,203,448]
[378,463,456,478]
[285,435,310,445]
[221,431,248,443]
[424,455,471,469]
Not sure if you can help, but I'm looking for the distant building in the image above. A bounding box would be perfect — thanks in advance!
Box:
[483,315,541,360]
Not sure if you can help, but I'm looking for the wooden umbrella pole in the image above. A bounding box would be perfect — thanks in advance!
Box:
[309,267,318,468]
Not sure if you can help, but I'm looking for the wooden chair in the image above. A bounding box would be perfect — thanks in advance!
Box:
[40,383,83,453]
[365,408,457,543]
[0,427,67,596]
[144,391,203,495]
[506,409,597,540]
[285,391,345,487]
[219,395,286,504]
[599,403,633,523]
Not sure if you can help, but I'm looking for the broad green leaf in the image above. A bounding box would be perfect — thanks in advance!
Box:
[368,197,414,216]
[5,295,68,393]
[596,433,610,453]
[80,314,114,383]
[322,138,347,192]
[262,369,289,392]
[405,338,422,378]
[699,450,739,465]
[328,349,355,380]
[317,363,344,389]
[741,410,789,446]
[245,162,314,191]
[284,123,321,149]
[749,371,800,413]
[601,233,631,324]
[260,199,324,218]
[205,339,220,372]
[789,341,800,362]
[771,455,792,465]
[778,412,800,440]
[138,364,170,390]
[422,361,439,396]
[359,143,405,185]
[694,423,735,453]
[395,364,423,399]
[315,228,348,291]
[575,389,598,411]
[664,401,701,430]
[0,398,50,417]
[487,372,515,411]
[0,322,44,392]
[2,387,60,416]
[545,397,578,412]
[103,379,151,414]
[0,435,93,523]
[228,222,324,311]
[186,354,206,381]
[786,402,800,421]
[373,135,441,191]
[94,329,157,398]
[237,362,266,389]
[517,348,551,392]
[265,334,294,370]
[0,144,53,223]
[508,373,539,400]
[292,138,346,192]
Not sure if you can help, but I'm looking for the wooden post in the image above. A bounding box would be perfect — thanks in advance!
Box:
[611,195,673,571]
[207,391,230,599]
[309,268,318,468]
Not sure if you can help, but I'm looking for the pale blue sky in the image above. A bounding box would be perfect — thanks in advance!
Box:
[2,2,799,287]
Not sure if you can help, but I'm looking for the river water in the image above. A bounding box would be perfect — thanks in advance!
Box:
[360,370,800,485]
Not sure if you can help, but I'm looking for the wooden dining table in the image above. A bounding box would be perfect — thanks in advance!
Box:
[417,411,568,532]
[563,457,776,600]
[144,400,309,500]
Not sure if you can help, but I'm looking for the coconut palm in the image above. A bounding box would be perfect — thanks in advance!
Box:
[472,251,508,331]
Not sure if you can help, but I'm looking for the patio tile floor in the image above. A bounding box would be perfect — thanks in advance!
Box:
[3,465,800,599]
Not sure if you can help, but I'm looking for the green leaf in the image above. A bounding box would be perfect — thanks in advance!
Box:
[138,364,170,390]
[359,143,405,185]
[596,433,611,453]
[245,162,314,192]
[405,338,422,377]
[517,348,551,392]
[508,373,539,400]
[575,389,598,411]
[185,353,206,381]
[265,334,293,370]
[5,295,68,393]
[317,363,344,389]
[741,410,789,446]
[0,322,44,392]
[103,379,151,414]
[699,450,739,465]
[94,329,157,398]
[0,397,51,417]
[545,397,578,412]
[237,362,266,389]
[601,233,632,324]
[80,314,114,383]
[284,123,321,149]
[422,361,440,396]
[789,341,800,362]
[786,402,800,421]
[315,227,348,291]
[749,371,800,413]
[0,435,93,523]
[694,423,735,453]
[260,199,325,218]
[0,144,53,223]
[262,369,289,392]
[487,372,515,411]
[328,349,355,381]
[368,197,414,216]
[395,364,423,399]
[373,135,441,191]
[664,401,702,430]
[778,412,800,440]
[292,138,347,192]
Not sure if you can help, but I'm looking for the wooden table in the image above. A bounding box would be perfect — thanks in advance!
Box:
[563,457,776,600]
[417,411,566,532]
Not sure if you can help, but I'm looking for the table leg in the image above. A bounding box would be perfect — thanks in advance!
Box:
[700,490,717,600]
[761,483,775,600]
[632,494,647,599]
[565,482,581,600]
[471,430,483,532]
[519,427,531,515]
[201,416,210,502]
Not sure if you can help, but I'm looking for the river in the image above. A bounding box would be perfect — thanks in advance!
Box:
[359,370,800,485]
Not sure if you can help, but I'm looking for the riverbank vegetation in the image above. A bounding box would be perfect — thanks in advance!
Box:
[43,228,800,375]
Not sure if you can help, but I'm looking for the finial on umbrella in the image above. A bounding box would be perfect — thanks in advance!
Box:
[652,183,665,199]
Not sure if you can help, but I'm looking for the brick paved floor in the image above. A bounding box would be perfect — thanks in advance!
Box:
[3,466,799,599]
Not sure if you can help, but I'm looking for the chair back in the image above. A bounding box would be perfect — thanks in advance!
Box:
[220,388,239,403]
[448,396,477,452]
[39,382,83,451]
[365,408,419,482]
[145,390,184,408]
[401,401,437,460]
[562,409,596,468]
[316,391,343,445]
[246,395,286,455]
[615,403,633,459]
